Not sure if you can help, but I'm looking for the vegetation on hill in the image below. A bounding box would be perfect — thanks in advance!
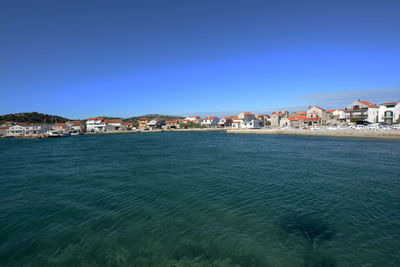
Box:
[123,114,184,123]
[0,112,185,126]
[0,112,70,124]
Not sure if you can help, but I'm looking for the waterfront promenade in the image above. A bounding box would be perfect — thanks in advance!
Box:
[227,128,400,140]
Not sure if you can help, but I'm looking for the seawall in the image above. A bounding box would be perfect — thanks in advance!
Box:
[226,129,400,140]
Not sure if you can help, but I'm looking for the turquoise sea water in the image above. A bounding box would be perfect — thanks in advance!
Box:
[0,132,399,266]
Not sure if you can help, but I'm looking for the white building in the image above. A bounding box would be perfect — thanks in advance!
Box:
[147,120,164,130]
[6,125,25,136]
[378,101,400,124]
[231,117,261,129]
[367,107,379,123]
[24,124,47,135]
[241,119,261,128]
[345,100,378,123]
[86,117,109,132]
[183,116,201,122]
[232,119,242,128]
[201,116,219,127]
[327,109,346,124]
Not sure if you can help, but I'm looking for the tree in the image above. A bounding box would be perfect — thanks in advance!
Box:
[179,121,201,129]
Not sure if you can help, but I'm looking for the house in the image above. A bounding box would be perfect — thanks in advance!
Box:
[280,116,301,128]
[53,123,70,133]
[255,114,270,127]
[241,119,261,128]
[201,116,219,127]
[280,115,321,128]
[307,106,328,124]
[327,109,346,125]
[378,101,400,124]
[345,100,378,123]
[123,122,134,130]
[24,124,47,135]
[138,118,149,129]
[6,125,25,136]
[270,111,289,127]
[86,117,109,132]
[232,112,261,129]
[183,116,201,122]
[232,118,242,128]
[108,119,123,130]
[238,112,255,120]
[147,120,164,130]
[218,117,232,128]
[165,120,180,129]
[66,121,84,132]
[0,126,9,136]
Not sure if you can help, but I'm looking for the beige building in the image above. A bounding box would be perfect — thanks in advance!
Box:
[0,126,9,137]
[307,106,328,125]
[270,111,289,127]
[108,119,123,130]
[255,114,270,127]
[238,112,255,120]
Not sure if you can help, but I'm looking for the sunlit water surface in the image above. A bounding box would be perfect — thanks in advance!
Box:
[0,132,399,266]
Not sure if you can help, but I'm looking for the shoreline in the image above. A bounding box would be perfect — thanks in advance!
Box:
[226,129,400,141]
[3,128,400,141]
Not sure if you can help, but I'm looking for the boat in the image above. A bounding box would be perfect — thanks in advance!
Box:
[70,130,81,136]
[47,131,62,137]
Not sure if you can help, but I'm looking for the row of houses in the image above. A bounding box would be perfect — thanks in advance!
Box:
[86,118,134,132]
[135,113,271,130]
[1,99,399,136]
[270,100,400,128]
[171,99,399,130]
[0,120,87,137]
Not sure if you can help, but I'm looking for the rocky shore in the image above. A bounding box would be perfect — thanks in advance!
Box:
[226,128,400,140]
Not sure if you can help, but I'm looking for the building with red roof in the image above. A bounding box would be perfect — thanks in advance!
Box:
[165,120,180,129]
[201,116,219,127]
[345,100,379,123]
[86,117,109,132]
[326,109,346,125]
[138,118,149,129]
[270,111,289,127]
[307,106,328,125]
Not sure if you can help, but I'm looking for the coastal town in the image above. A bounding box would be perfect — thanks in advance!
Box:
[1,99,399,138]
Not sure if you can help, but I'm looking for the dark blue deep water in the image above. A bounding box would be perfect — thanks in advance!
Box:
[0,132,399,266]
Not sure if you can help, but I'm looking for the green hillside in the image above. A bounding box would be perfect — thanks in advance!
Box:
[0,112,70,124]
[123,114,184,123]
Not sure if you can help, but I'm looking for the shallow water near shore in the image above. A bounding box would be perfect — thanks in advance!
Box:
[1,132,399,266]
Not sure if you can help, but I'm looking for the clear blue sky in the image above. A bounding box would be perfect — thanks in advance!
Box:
[1,0,400,119]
